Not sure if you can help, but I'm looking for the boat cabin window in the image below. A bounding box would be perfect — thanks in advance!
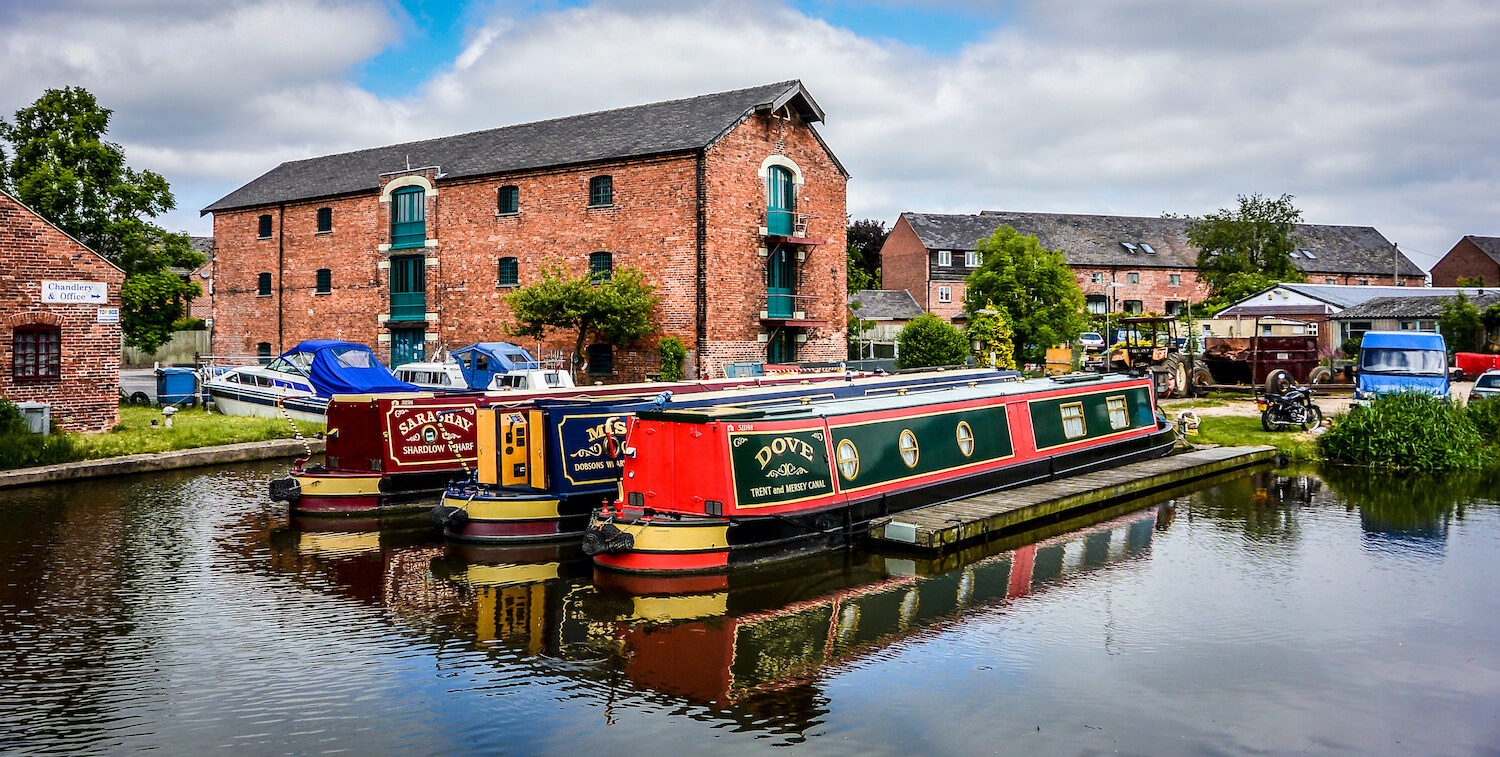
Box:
[332,347,375,369]
[542,371,565,387]
[1360,347,1446,376]
[1061,402,1086,439]
[836,439,860,479]
[956,422,975,457]
[224,372,241,384]
[898,429,919,468]
[497,374,529,390]
[265,357,305,375]
[1107,396,1129,429]
[475,354,489,371]
[254,374,274,388]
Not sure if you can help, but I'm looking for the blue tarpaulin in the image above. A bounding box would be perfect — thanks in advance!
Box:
[283,340,418,397]
[452,342,541,390]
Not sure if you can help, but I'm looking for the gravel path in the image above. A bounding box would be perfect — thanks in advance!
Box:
[1160,381,1475,419]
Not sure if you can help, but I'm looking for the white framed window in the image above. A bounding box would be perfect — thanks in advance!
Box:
[937,250,952,267]
[1169,274,1181,286]
[1061,403,1086,439]
[1325,278,1337,285]
[1106,396,1128,429]
[1090,272,1104,284]
[1127,272,1139,284]
[938,286,952,303]
[965,251,981,267]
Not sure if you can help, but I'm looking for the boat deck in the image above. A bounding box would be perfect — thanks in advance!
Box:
[872,445,1277,551]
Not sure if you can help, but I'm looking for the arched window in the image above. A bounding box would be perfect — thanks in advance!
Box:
[766,165,795,235]
[497,185,519,215]
[588,175,613,207]
[391,186,426,249]
[497,257,519,286]
[589,251,613,282]
[587,343,613,375]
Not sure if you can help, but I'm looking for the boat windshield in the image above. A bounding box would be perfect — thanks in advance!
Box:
[1360,347,1446,376]
[331,347,375,369]
[266,357,305,375]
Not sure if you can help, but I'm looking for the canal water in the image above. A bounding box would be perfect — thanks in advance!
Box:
[2,461,1498,756]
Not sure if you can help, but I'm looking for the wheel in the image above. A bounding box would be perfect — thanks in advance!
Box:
[1300,404,1324,431]
[1191,366,1213,390]
[1264,369,1292,396]
[1262,409,1278,432]
[1162,354,1187,398]
[1307,366,1332,385]
[128,391,151,406]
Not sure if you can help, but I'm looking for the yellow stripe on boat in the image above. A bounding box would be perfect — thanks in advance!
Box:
[442,494,563,520]
[294,474,383,497]
[616,520,730,552]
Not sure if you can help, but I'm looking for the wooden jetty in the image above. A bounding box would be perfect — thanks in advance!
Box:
[872,445,1277,551]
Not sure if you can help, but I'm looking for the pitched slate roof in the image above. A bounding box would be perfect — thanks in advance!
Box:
[1463,235,1500,264]
[900,211,1424,277]
[1332,292,1500,320]
[849,289,924,320]
[204,81,837,214]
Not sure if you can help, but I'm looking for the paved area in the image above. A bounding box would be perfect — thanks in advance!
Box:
[1160,381,1476,419]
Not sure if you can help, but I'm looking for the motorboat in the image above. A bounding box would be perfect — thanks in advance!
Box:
[205,340,418,424]
[393,343,575,392]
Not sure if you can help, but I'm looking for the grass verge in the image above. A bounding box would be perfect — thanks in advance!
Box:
[1190,414,1318,460]
[1,405,324,471]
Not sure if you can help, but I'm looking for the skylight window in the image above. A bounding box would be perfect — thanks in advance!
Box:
[1140,243,1156,254]
[1121,242,1138,253]
[1301,249,1317,260]
[1289,250,1303,258]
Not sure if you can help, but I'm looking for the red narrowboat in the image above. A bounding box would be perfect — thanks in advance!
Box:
[584,373,1176,573]
[270,371,858,515]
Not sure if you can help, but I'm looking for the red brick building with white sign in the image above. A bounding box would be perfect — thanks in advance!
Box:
[204,81,848,381]
[0,189,125,432]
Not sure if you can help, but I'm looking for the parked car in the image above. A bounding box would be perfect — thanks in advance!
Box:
[1079,332,1104,350]
[1471,368,1500,402]
[1353,331,1450,403]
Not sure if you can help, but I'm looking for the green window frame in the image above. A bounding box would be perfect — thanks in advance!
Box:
[589,251,612,282]
[588,175,613,207]
[587,343,613,375]
[766,165,795,235]
[497,257,519,286]
[497,185,519,215]
[256,342,272,365]
[257,214,272,239]
[315,268,332,294]
[389,255,426,321]
[316,207,332,233]
[390,186,426,249]
[257,272,272,296]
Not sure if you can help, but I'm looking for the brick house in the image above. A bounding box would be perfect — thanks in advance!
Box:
[1430,236,1500,286]
[203,81,848,381]
[0,189,125,432]
[881,211,1425,322]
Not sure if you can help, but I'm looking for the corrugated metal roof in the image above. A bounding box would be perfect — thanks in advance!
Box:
[1332,292,1500,320]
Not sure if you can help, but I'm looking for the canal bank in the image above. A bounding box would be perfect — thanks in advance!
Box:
[0,437,323,490]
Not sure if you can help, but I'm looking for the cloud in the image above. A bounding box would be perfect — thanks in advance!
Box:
[3,0,1500,263]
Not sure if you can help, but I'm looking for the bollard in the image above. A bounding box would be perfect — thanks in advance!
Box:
[162,405,177,429]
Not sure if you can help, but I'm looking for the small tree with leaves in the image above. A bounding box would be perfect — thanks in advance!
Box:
[657,336,686,381]
[506,265,659,377]
[1440,293,1483,355]
[965,301,1017,370]
[846,218,886,293]
[961,225,1086,366]
[1183,193,1306,308]
[896,313,967,369]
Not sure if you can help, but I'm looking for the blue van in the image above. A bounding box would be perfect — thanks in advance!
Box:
[1354,331,1450,402]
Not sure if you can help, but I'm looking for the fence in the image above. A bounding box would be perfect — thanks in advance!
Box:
[122,330,211,367]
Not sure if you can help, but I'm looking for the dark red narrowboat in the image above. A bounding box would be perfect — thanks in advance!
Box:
[584,373,1176,573]
[270,372,859,515]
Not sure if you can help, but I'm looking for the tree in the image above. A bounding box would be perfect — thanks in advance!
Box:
[846,218,886,293]
[657,336,686,381]
[961,225,1086,366]
[1440,293,1483,355]
[896,313,967,369]
[1457,275,1487,287]
[0,87,203,352]
[1183,193,1306,307]
[506,264,659,375]
[965,301,1017,370]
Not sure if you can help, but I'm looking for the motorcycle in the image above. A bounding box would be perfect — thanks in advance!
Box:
[1258,381,1324,432]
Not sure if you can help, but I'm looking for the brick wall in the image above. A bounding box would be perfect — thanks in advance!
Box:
[0,192,124,432]
[1075,266,1211,313]
[879,216,930,310]
[1430,239,1497,286]
[212,112,848,381]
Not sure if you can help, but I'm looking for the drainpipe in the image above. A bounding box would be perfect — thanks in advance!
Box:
[695,149,708,378]
[277,203,285,352]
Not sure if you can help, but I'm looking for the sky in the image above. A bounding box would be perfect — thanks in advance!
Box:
[3,0,1499,272]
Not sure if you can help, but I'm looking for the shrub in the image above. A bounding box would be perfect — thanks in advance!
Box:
[172,317,207,331]
[0,400,26,435]
[1466,395,1500,442]
[896,313,968,369]
[1339,338,1361,359]
[1318,392,1490,470]
[658,336,686,382]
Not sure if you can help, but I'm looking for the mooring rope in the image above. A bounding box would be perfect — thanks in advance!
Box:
[434,409,473,480]
[276,394,313,465]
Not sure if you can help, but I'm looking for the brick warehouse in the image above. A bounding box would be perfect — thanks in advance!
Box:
[203,81,848,381]
[882,211,1425,322]
[0,189,125,432]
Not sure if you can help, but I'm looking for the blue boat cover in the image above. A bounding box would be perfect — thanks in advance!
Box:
[283,340,418,397]
[452,342,541,390]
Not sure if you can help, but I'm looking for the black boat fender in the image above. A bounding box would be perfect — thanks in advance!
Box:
[581,517,634,556]
[431,504,470,529]
[268,477,301,503]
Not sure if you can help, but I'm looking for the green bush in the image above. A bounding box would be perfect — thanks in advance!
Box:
[0,401,82,469]
[1318,392,1490,470]
[172,317,207,331]
[0,400,26,435]
[896,313,968,369]
[1466,395,1500,442]
[1339,338,1361,359]
[658,336,686,382]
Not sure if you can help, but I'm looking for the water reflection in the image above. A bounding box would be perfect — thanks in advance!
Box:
[3,460,1500,754]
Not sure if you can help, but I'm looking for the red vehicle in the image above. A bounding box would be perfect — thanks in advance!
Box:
[270,372,861,514]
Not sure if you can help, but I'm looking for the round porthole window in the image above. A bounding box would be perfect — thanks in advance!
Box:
[956,421,975,457]
[899,429,919,468]
[836,439,859,480]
